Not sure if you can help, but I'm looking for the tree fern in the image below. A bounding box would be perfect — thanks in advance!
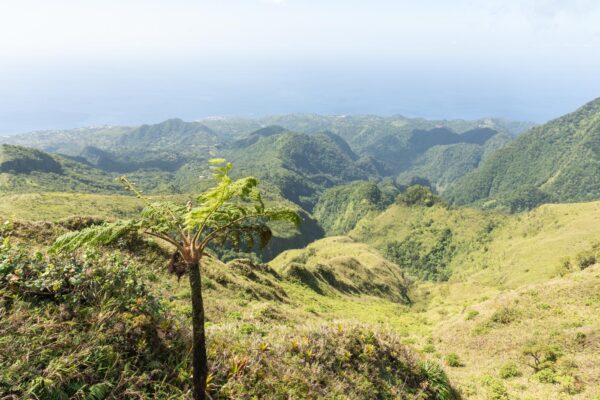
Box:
[51,159,300,400]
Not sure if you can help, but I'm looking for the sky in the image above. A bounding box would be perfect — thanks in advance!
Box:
[1,0,600,134]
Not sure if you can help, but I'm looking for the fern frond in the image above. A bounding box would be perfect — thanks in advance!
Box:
[187,173,260,229]
[50,220,139,254]
[85,382,113,400]
[262,208,301,228]
[140,201,186,233]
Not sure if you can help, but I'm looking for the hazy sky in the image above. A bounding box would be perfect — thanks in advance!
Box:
[1,0,600,134]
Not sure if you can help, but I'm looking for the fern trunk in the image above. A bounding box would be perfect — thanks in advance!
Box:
[188,260,208,400]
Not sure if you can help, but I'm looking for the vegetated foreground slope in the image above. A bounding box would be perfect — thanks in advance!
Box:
[2,189,600,398]
[6,104,600,399]
[346,199,600,399]
[446,97,600,208]
[0,219,455,399]
[434,265,600,400]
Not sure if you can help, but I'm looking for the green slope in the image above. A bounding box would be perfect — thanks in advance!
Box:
[0,145,123,194]
[270,197,600,398]
[397,143,484,192]
[446,97,600,208]
[0,219,454,399]
[312,181,398,235]
[224,131,372,210]
[351,199,600,291]
[433,265,600,399]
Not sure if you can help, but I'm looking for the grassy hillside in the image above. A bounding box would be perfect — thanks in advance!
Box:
[0,219,455,399]
[447,97,600,208]
[351,200,496,281]
[270,198,600,398]
[344,200,600,399]
[434,265,600,399]
[352,200,600,289]
[0,191,323,262]
[2,191,600,398]
[7,110,600,400]
[0,192,146,220]
[271,236,411,303]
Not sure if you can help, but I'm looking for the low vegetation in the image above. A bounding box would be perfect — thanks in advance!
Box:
[0,215,456,399]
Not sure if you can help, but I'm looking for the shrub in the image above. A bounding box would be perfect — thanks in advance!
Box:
[465,310,479,320]
[555,257,573,277]
[239,323,258,335]
[490,306,520,325]
[575,250,597,270]
[522,343,562,371]
[422,343,436,353]
[384,228,454,281]
[209,324,458,399]
[574,331,587,346]
[499,361,521,379]
[445,353,464,367]
[555,374,583,394]
[419,360,454,400]
[534,368,556,383]
[0,244,158,315]
[482,375,509,400]
[397,185,441,207]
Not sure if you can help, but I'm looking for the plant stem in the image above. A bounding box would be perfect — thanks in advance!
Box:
[188,259,208,400]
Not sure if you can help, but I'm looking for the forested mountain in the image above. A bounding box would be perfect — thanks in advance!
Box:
[312,181,398,235]
[446,97,600,209]
[396,132,513,192]
[0,144,123,193]
[224,130,374,210]
[1,114,529,205]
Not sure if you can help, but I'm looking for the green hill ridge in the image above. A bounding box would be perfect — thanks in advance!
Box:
[0,145,123,194]
[447,97,600,208]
